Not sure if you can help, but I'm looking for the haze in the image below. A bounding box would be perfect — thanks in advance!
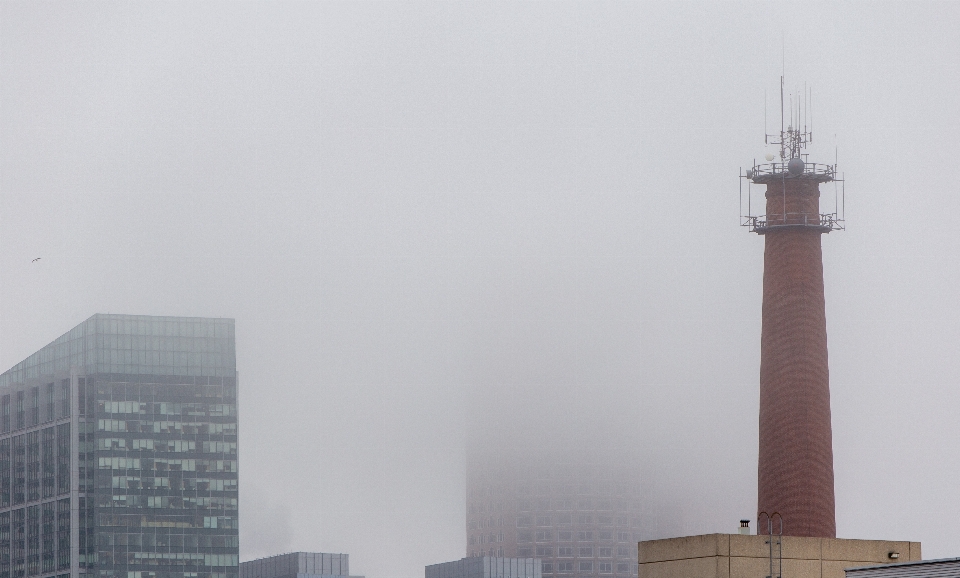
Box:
[2,2,959,577]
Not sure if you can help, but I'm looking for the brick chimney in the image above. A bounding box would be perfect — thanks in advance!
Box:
[756,173,837,538]
[742,84,844,536]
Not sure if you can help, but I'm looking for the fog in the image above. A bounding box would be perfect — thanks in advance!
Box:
[2,2,960,576]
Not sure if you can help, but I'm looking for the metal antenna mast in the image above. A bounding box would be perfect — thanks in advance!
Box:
[739,76,845,235]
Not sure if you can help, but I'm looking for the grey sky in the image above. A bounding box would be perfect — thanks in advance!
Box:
[2,2,960,577]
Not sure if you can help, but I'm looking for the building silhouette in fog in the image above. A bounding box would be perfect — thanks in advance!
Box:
[466,445,640,578]
[0,314,239,578]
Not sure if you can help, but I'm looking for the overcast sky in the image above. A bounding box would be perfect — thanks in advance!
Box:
[2,2,960,576]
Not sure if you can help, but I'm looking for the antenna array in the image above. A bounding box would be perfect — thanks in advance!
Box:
[740,76,845,235]
[764,76,813,161]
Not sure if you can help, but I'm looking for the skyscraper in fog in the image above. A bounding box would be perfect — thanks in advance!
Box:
[0,314,239,578]
[466,447,640,578]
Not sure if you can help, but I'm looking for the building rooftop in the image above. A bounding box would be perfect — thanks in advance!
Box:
[845,557,960,577]
[240,552,355,578]
[0,313,236,386]
[426,557,541,578]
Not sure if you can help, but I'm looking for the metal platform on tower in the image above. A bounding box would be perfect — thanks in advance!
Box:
[739,76,845,236]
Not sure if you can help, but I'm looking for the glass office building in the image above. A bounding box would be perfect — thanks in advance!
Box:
[426,557,541,578]
[0,314,239,578]
[240,553,356,578]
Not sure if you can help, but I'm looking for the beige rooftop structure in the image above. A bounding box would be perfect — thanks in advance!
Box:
[639,534,921,578]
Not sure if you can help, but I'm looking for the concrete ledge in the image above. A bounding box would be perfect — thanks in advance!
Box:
[639,534,727,564]
[639,534,921,578]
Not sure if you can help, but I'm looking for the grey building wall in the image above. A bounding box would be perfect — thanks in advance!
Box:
[426,557,541,578]
[846,558,960,578]
[240,553,350,578]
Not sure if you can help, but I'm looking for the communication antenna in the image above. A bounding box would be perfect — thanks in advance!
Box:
[739,76,845,235]
[780,76,784,140]
[766,76,812,161]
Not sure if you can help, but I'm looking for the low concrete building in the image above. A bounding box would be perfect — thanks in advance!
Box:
[426,557,541,578]
[639,534,921,578]
[241,552,364,578]
[845,557,960,577]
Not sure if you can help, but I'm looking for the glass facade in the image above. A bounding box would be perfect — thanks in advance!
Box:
[239,553,351,578]
[426,557,541,578]
[0,315,236,388]
[0,314,239,578]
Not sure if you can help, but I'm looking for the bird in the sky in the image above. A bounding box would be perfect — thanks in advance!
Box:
[31,257,40,263]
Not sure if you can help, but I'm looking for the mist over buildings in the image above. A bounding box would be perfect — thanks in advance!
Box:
[2,3,960,578]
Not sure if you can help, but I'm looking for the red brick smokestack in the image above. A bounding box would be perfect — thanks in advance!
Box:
[756,173,837,538]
